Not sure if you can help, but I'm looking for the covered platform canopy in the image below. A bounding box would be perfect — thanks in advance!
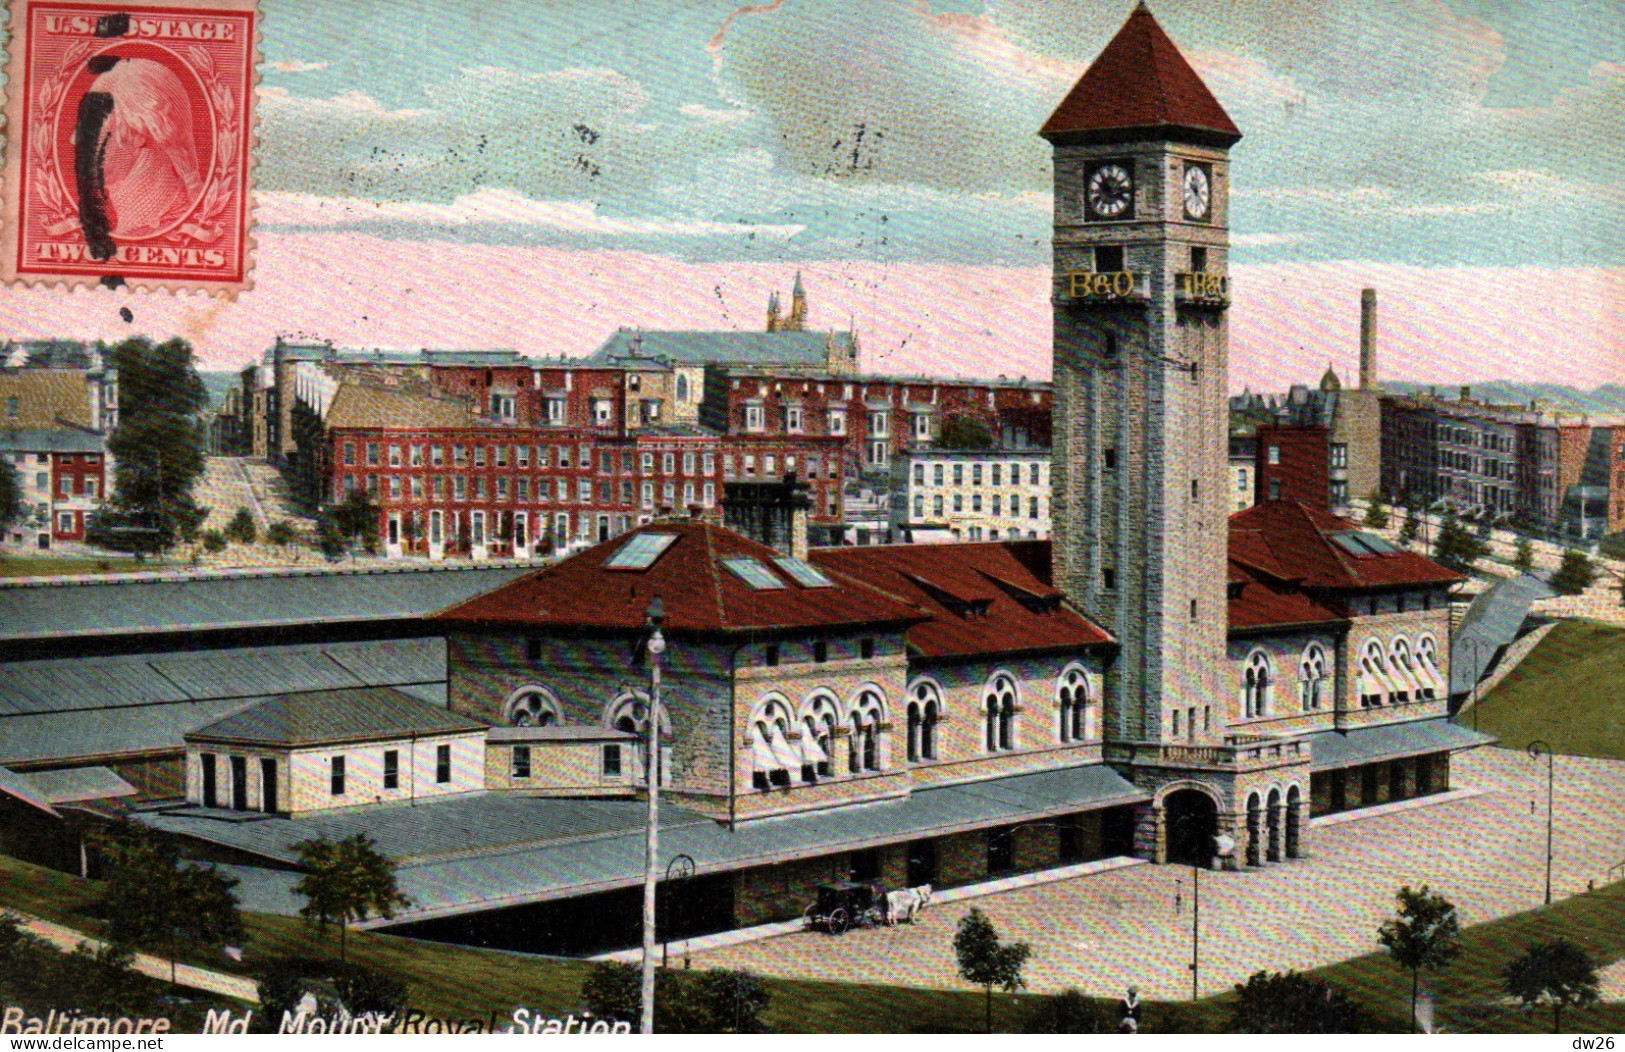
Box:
[1305,717,1496,772]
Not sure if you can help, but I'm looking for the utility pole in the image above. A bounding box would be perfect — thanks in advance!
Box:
[1529,740,1555,905]
[1190,862,1201,1000]
[640,597,666,1036]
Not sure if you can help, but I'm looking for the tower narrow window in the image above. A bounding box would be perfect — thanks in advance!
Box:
[1190,246,1208,272]
[1094,245,1125,273]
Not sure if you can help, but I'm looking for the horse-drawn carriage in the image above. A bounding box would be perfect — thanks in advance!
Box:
[803,880,933,935]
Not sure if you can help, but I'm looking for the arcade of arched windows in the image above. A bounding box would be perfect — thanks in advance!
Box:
[1357,632,1444,707]
[1243,783,1306,865]
[1056,664,1098,744]
[984,673,1019,753]
[746,686,891,790]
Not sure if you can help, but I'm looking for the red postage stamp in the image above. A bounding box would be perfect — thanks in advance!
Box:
[0,0,259,293]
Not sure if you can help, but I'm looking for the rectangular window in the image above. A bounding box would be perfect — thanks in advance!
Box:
[1267,446,1281,465]
[663,452,676,474]
[435,744,451,784]
[860,638,875,659]
[602,744,623,778]
[683,451,696,475]
[512,746,532,780]
[702,482,715,507]
[1190,246,1208,273]
[58,476,71,496]
[343,442,356,465]
[787,407,804,433]
[383,750,399,789]
[579,479,593,502]
[431,444,445,466]
[388,445,402,467]
[330,756,346,796]
[453,444,467,466]
[474,446,487,467]
[702,452,715,475]
[366,442,379,466]
[745,405,765,430]
[201,753,217,808]
[828,410,847,435]
[388,476,402,500]
[475,476,488,499]
[496,445,509,467]
[1103,567,1117,590]
[496,477,510,499]
[1093,245,1125,272]
[517,445,530,467]
[517,478,529,501]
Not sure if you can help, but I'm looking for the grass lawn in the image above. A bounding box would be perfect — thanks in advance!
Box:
[1474,620,1625,761]
[0,555,176,577]
[4,850,1624,1032]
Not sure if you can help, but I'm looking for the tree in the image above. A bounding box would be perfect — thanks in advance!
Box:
[225,507,257,544]
[0,915,157,1019]
[939,415,995,450]
[1398,506,1421,546]
[1504,939,1599,1033]
[1513,537,1535,574]
[1377,884,1461,1032]
[578,962,768,1033]
[92,821,242,988]
[953,907,1032,1032]
[266,519,297,549]
[202,529,228,553]
[1229,970,1368,1033]
[322,489,380,555]
[1549,550,1595,596]
[1433,514,1488,574]
[291,834,409,962]
[1027,988,1107,1033]
[0,457,20,534]
[699,969,770,1033]
[95,337,209,554]
[1364,492,1389,530]
[580,961,640,1027]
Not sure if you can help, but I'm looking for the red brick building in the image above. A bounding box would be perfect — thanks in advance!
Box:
[320,383,846,559]
[1254,424,1330,508]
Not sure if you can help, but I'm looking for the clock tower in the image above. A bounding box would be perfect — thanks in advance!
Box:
[1042,5,1239,767]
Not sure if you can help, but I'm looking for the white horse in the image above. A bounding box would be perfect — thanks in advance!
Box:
[884,884,933,925]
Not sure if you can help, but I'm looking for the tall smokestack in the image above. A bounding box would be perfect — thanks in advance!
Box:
[1359,288,1380,390]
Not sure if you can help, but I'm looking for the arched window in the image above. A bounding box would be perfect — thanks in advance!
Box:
[984,674,1018,752]
[605,690,670,786]
[675,373,690,402]
[748,696,799,790]
[908,680,942,761]
[801,693,840,780]
[1298,644,1328,711]
[1415,635,1441,699]
[1358,640,1392,707]
[1243,651,1273,718]
[504,686,563,727]
[1389,638,1417,704]
[849,689,885,773]
[1057,665,1092,742]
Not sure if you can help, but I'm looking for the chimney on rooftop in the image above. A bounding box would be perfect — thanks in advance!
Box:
[1460,385,1471,402]
[1359,288,1380,390]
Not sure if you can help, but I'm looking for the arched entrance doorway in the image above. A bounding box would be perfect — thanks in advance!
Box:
[1164,788,1218,866]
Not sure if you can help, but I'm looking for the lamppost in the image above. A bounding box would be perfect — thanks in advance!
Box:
[1460,635,1483,733]
[640,597,666,1036]
[663,853,695,969]
[1528,740,1555,906]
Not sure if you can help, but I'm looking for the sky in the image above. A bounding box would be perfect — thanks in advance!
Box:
[0,0,1620,390]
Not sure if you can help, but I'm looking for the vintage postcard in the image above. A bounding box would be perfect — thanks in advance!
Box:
[0,0,258,292]
[0,0,1620,1040]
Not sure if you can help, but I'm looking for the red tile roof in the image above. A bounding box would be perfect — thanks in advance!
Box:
[1227,560,1345,632]
[1229,500,1465,590]
[433,522,926,635]
[809,543,1113,659]
[1040,3,1241,145]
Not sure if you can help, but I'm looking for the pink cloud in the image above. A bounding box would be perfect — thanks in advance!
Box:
[0,233,1615,394]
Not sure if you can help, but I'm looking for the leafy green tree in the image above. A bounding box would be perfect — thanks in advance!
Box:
[93,821,242,988]
[1504,939,1599,1034]
[1364,492,1389,530]
[954,907,1032,1033]
[0,915,157,1019]
[1513,537,1535,574]
[266,519,297,549]
[1377,884,1461,1032]
[95,337,209,554]
[202,529,228,553]
[291,834,409,962]
[939,416,995,450]
[1433,514,1488,574]
[225,507,257,544]
[699,969,770,1033]
[1549,550,1596,596]
[1229,970,1368,1033]
[1026,988,1107,1033]
[320,489,380,555]
[0,457,21,534]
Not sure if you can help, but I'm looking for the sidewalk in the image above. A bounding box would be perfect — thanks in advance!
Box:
[7,910,260,1004]
[590,855,1146,963]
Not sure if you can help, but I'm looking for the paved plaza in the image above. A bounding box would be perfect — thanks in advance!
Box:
[691,746,1625,999]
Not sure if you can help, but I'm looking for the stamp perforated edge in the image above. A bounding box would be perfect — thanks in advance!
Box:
[0,0,261,297]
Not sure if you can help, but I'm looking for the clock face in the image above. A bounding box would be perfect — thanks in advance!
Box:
[1086,163,1134,220]
[1183,164,1212,220]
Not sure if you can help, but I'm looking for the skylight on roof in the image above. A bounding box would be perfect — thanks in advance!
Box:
[604,533,677,570]
[721,556,787,590]
[1332,531,1399,558]
[772,556,834,588]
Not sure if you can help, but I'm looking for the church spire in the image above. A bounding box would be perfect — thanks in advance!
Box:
[766,289,782,332]
[787,271,808,331]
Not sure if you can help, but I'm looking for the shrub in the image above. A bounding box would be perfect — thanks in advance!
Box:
[224,507,256,544]
[1027,988,1107,1033]
[202,529,227,553]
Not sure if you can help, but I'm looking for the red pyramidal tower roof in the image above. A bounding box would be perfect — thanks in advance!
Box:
[1040,2,1240,146]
